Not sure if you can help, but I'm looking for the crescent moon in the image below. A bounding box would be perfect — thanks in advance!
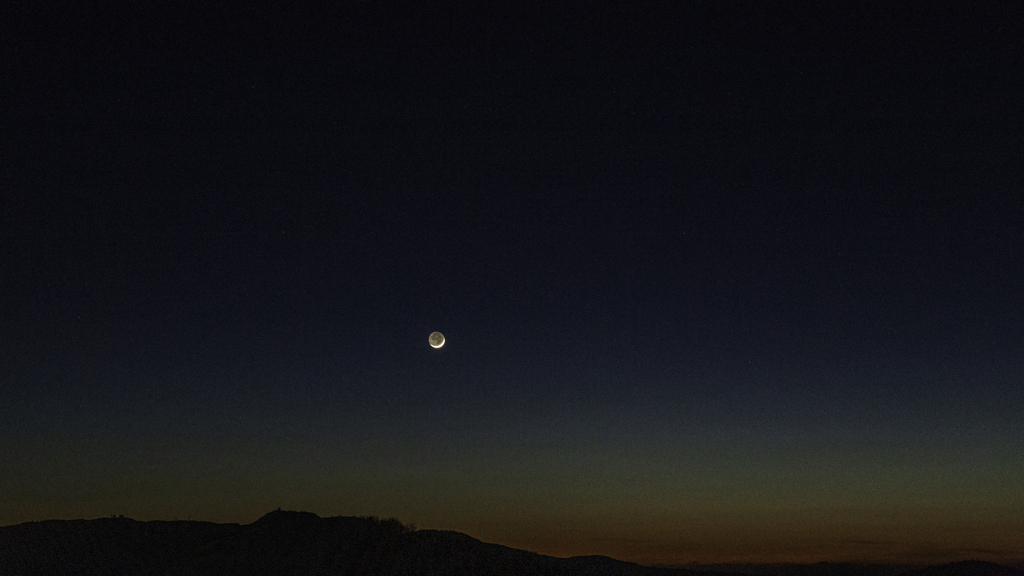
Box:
[429,332,445,348]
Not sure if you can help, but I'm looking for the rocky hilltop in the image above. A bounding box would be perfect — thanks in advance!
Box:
[1,511,1019,576]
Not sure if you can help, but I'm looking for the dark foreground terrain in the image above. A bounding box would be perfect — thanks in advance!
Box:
[0,510,718,576]
[1,510,1020,576]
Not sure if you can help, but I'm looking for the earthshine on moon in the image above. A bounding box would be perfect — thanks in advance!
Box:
[429,332,445,348]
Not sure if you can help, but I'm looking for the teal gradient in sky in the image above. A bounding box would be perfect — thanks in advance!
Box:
[4,339,1022,565]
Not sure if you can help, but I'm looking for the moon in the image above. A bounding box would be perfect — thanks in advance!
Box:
[428,331,445,348]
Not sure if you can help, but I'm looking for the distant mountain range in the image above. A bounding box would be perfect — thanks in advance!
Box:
[1,510,1020,576]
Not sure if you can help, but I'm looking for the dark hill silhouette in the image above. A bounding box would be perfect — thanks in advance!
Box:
[0,510,719,575]
[0,511,1019,576]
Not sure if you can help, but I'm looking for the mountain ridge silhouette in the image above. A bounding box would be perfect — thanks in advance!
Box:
[1,510,1020,576]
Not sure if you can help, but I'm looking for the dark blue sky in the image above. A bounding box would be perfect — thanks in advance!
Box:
[2,1,1022,565]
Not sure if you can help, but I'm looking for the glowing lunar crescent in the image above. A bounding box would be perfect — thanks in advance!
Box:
[429,331,445,348]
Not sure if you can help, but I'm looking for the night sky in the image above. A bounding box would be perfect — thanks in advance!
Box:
[2,2,1023,567]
